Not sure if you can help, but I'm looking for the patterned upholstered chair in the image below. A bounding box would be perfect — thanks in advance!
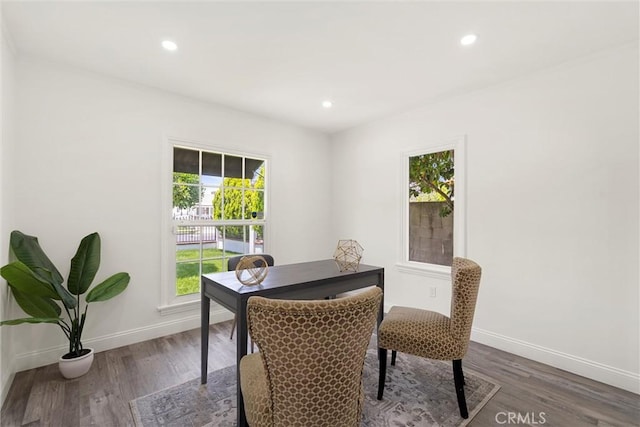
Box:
[239,286,383,427]
[228,254,275,339]
[377,257,482,419]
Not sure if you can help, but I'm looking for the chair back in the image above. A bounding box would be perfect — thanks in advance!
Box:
[449,257,482,348]
[228,254,275,271]
[247,287,382,427]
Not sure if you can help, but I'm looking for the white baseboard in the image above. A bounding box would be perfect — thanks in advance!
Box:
[12,308,234,373]
[471,327,640,394]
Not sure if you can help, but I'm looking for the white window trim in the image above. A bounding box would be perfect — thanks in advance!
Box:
[396,135,467,279]
[159,135,271,313]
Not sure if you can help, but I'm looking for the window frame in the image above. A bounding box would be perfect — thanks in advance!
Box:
[396,135,467,279]
[159,136,270,313]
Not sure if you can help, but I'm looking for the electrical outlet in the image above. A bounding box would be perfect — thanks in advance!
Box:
[429,287,437,297]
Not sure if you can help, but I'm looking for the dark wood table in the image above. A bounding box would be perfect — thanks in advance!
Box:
[201,259,384,427]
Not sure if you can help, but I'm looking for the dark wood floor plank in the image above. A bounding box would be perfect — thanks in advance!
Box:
[2,320,638,426]
[61,379,80,423]
[19,365,51,425]
[0,369,35,426]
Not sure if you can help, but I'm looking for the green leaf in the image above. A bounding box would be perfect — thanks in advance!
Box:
[86,272,130,302]
[12,287,61,318]
[49,281,78,309]
[1,261,77,310]
[68,233,101,295]
[1,261,59,299]
[0,317,60,326]
[9,231,63,285]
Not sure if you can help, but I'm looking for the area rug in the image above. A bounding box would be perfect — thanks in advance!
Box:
[130,350,500,427]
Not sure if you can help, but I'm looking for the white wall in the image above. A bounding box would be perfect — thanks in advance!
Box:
[5,57,333,378]
[0,15,17,404]
[330,44,639,393]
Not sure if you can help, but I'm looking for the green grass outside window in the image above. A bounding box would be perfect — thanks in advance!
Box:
[175,248,241,295]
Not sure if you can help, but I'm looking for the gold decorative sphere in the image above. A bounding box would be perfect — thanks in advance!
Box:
[235,255,269,286]
[333,239,364,272]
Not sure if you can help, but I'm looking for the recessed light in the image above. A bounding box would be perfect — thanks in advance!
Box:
[460,34,477,46]
[162,40,178,51]
[322,100,333,109]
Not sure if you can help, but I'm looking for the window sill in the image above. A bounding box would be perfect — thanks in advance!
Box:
[157,299,201,316]
[395,262,451,280]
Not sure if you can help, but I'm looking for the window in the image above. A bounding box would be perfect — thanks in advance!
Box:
[399,137,466,276]
[162,140,268,310]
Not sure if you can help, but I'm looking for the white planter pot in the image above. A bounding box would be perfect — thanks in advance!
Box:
[58,348,94,379]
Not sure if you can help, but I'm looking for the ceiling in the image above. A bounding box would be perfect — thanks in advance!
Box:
[3,1,638,134]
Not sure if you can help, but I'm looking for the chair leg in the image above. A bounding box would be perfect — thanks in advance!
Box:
[391,350,397,366]
[230,315,237,340]
[453,359,469,419]
[377,348,387,400]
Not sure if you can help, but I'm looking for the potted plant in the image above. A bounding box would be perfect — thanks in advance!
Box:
[0,230,130,378]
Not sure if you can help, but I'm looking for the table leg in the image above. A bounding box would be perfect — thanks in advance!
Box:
[237,299,249,427]
[201,290,210,384]
[377,271,385,327]
[377,273,385,356]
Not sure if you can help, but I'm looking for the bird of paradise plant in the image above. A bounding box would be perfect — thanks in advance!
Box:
[0,230,130,359]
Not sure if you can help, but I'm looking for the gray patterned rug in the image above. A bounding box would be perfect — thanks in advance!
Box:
[130,350,500,426]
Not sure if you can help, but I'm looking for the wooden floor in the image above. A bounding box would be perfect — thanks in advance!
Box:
[1,320,638,426]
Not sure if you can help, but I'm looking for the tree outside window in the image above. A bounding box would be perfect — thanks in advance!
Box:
[212,165,265,241]
[173,172,200,210]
